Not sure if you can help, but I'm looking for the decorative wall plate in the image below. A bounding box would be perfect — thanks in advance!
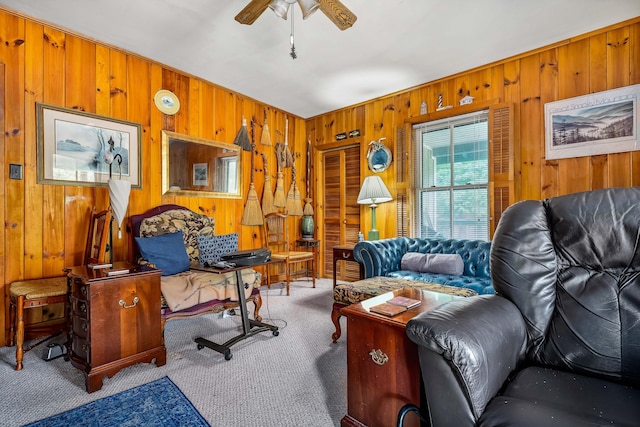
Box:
[153,89,180,115]
[367,137,392,173]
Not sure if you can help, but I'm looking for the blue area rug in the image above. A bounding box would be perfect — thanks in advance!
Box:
[25,377,210,427]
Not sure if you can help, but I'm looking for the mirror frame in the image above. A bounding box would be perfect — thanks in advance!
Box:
[161,130,243,199]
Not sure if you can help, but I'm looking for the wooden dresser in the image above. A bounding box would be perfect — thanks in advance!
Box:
[67,263,166,393]
[341,287,462,427]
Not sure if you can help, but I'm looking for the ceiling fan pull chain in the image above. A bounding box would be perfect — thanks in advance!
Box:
[290,5,297,59]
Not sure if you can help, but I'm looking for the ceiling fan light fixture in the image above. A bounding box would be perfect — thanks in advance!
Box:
[298,0,320,19]
[269,0,290,20]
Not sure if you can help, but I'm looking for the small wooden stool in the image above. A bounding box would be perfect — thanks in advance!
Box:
[8,277,68,370]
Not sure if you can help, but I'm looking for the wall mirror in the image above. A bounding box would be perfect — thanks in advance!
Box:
[161,130,242,199]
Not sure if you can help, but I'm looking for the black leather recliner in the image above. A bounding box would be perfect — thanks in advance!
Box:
[404,187,640,426]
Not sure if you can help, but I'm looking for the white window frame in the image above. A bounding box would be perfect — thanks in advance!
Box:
[413,110,490,241]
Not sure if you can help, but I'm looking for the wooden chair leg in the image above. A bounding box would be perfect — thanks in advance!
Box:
[311,256,316,288]
[265,264,271,289]
[286,261,291,296]
[8,299,16,347]
[15,295,25,371]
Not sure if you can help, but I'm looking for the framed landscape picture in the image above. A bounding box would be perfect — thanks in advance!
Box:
[544,84,639,160]
[37,103,142,188]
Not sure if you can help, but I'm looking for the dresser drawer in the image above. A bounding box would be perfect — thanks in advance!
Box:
[72,316,89,338]
[71,297,89,319]
[72,279,89,299]
[72,335,89,361]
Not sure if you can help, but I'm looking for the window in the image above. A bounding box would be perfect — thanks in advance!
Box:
[414,110,489,240]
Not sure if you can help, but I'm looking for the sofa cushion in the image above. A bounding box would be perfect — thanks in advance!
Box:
[197,233,239,264]
[401,252,464,275]
[135,231,191,276]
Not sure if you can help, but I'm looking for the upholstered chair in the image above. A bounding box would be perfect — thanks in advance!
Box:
[403,187,640,426]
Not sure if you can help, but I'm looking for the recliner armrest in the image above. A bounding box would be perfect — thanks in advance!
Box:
[406,295,527,426]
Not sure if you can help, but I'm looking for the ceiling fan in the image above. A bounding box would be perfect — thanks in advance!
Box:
[235,0,357,31]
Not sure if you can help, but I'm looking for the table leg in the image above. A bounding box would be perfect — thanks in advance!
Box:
[194,269,279,360]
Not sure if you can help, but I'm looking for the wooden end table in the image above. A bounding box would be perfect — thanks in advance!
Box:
[332,245,363,288]
[295,238,320,278]
[340,287,463,427]
[67,263,166,393]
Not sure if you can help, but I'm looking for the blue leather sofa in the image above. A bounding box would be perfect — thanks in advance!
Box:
[353,237,494,295]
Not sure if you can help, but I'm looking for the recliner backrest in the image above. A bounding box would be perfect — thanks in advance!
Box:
[491,187,640,387]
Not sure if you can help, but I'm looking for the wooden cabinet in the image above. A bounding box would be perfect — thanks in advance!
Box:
[341,288,463,427]
[67,264,166,393]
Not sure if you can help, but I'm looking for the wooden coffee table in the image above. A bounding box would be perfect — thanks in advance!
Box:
[340,287,463,427]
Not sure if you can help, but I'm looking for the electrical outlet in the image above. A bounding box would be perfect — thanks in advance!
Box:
[10,164,23,180]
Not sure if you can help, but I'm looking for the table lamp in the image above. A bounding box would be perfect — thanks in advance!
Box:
[357,176,392,240]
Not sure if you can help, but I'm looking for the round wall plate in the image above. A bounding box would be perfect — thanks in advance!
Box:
[154,89,180,115]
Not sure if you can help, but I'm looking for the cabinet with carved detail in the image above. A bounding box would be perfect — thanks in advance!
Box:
[341,288,462,427]
[67,263,166,393]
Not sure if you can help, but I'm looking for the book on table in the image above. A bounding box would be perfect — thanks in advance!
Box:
[386,295,422,309]
[369,302,407,317]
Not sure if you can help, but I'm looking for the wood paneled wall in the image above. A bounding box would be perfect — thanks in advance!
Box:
[0,9,308,346]
[305,17,640,245]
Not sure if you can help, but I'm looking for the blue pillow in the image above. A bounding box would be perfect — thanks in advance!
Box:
[135,231,190,276]
[197,233,239,264]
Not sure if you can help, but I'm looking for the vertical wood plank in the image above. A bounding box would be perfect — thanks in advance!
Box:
[42,27,66,277]
[539,49,559,199]
[606,26,631,188]
[519,54,542,200]
[24,21,45,280]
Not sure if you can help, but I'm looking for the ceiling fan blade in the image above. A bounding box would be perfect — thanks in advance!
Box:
[318,0,357,30]
[235,0,272,25]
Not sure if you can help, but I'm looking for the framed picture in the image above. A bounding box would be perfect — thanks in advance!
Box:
[544,84,639,160]
[37,103,142,188]
[193,162,208,186]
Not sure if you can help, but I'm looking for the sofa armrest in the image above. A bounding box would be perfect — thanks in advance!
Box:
[353,238,408,277]
[406,295,527,426]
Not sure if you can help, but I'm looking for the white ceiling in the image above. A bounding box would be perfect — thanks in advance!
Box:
[1,1,639,118]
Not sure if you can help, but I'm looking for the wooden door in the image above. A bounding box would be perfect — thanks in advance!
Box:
[321,145,361,281]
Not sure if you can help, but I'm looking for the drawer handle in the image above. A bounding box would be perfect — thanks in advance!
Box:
[119,296,139,309]
[81,286,87,296]
[342,253,351,259]
[369,349,389,365]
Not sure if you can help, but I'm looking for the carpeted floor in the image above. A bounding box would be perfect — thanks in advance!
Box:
[0,278,348,427]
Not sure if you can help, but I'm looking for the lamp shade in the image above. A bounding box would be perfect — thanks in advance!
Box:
[269,0,290,19]
[298,0,320,19]
[357,176,392,205]
[108,178,131,238]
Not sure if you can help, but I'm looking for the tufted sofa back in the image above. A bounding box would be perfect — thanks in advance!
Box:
[491,187,640,387]
[405,237,491,279]
[354,236,491,280]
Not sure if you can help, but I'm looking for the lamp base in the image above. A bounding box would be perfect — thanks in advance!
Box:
[368,229,380,241]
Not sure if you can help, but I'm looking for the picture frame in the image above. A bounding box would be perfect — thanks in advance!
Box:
[544,84,639,160]
[193,162,208,186]
[37,103,142,188]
